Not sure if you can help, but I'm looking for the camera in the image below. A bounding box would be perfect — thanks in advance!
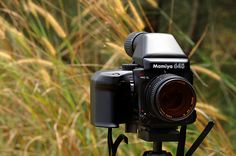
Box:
[90,32,197,133]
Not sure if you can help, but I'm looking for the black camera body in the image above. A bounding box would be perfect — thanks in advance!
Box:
[91,32,196,132]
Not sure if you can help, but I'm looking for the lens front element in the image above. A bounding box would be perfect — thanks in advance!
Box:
[157,79,195,121]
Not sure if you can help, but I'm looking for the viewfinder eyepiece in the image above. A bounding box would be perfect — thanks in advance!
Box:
[124,32,147,57]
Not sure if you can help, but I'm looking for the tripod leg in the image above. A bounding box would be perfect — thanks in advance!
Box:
[185,121,214,156]
[176,125,187,156]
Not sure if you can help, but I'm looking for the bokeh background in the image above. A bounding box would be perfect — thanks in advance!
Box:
[0,0,236,155]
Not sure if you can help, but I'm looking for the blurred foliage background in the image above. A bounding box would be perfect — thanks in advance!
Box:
[0,0,236,155]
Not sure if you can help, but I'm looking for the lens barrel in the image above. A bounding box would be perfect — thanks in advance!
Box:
[146,74,196,122]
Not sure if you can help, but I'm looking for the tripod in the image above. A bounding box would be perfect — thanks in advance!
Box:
[108,121,214,156]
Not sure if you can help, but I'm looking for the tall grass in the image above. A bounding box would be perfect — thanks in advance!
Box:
[0,0,235,155]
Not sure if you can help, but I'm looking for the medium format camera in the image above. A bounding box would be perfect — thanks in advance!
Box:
[90,32,197,133]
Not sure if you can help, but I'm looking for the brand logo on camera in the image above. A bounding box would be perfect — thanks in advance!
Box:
[152,63,185,69]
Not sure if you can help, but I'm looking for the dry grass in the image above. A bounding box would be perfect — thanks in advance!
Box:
[0,0,235,155]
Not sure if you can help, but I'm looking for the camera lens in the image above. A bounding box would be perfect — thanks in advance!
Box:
[147,74,196,122]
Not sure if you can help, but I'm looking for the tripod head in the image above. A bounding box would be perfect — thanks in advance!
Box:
[107,121,214,156]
